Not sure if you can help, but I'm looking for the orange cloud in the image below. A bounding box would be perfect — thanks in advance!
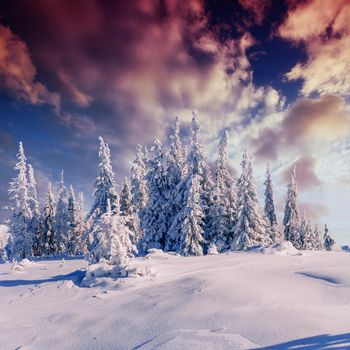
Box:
[0,25,60,111]
[278,0,350,96]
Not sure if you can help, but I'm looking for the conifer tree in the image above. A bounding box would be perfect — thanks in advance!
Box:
[231,151,271,250]
[206,185,228,251]
[314,225,324,250]
[54,171,70,255]
[120,178,133,216]
[264,164,281,243]
[164,116,185,250]
[41,182,56,255]
[27,164,41,256]
[8,142,33,259]
[89,200,136,266]
[88,137,119,221]
[120,177,141,246]
[283,165,301,248]
[169,174,206,256]
[75,192,87,255]
[140,138,168,250]
[131,145,148,213]
[211,130,238,250]
[300,214,315,250]
[323,224,335,251]
[186,111,214,237]
[66,185,77,255]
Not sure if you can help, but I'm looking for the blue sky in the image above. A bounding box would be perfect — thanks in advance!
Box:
[1,0,350,244]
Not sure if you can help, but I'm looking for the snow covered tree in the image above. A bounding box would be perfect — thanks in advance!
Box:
[300,214,315,250]
[120,178,133,216]
[264,164,281,243]
[74,192,87,255]
[40,182,56,255]
[210,130,238,250]
[169,174,206,256]
[186,111,214,237]
[140,138,168,250]
[54,171,70,255]
[314,225,324,250]
[283,165,301,249]
[206,185,228,251]
[163,116,186,251]
[88,137,119,221]
[131,144,148,213]
[88,200,136,267]
[8,142,33,260]
[120,177,141,246]
[231,151,271,251]
[323,224,335,251]
[27,164,41,256]
[65,185,78,255]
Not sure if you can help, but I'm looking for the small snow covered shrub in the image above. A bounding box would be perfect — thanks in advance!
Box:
[207,243,218,255]
[88,209,136,266]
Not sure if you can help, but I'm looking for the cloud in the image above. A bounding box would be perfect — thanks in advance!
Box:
[0,25,60,111]
[251,94,350,160]
[281,154,322,190]
[278,0,350,96]
[299,202,329,223]
[238,0,272,25]
[0,0,285,155]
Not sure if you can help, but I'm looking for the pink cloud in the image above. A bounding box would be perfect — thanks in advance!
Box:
[0,25,60,111]
[281,154,322,190]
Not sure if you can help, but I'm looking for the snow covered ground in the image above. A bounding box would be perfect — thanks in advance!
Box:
[1,249,350,349]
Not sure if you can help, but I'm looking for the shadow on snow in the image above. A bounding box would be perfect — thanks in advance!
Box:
[0,269,85,288]
[256,333,350,349]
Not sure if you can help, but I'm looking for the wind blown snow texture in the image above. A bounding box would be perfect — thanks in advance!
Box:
[0,250,350,349]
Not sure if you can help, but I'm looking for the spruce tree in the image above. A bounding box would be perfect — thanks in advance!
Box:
[300,214,315,250]
[131,145,148,213]
[140,138,168,250]
[75,192,87,255]
[211,130,238,250]
[314,225,324,250]
[27,164,41,256]
[231,151,271,250]
[164,116,185,251]
[88,137,119,221]
[323,224,335,251]
[283,165,301,249]
[186,111,214,238]
[66,185,77,255]
[89,200,136,266]
[206,185,228,251]
[169,174,206,256]
[54,171,70,255]
[41,182,56,255]
[8,142,33,260]
[120,177,141,246]
[264,164,281,243]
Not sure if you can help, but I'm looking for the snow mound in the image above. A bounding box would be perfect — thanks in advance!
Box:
[81,262,120,287]
[135,329,260,349]
[19,258,33,266]
[145,248,170,260]
[259,241,302,256]
[11,262,23,272]
[82,260,157,287]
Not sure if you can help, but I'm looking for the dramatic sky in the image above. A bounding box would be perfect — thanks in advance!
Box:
[1,0,350,244]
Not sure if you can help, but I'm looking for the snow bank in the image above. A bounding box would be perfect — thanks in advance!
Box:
[259,241,302,256]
